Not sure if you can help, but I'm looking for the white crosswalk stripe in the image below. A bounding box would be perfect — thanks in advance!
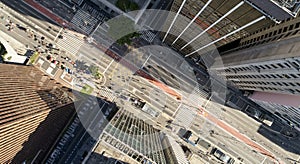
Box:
[56,32,84,56]
[71,9,98,34]
[140,31,156,43]
[174,104,197,129]
[98,88,116,102]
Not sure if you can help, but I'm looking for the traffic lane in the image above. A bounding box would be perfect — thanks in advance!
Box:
[0,5,56,42]
[128,79,179,108]
[0,23,35,48]
[257,126,300,159]
[203,111,278,162]
[145,64,198,98]
[36,0,75,22]
[58,100,108,163]
[16,0,60,34]
[146,58,199,93]
[148,57,198,88]
[60,130,91,164]
[0,18,55,54]
[89,38,184,101]
[22,0,68,27]
[1,0,59,39]
[206,126,264,164]
[211,103,297,160]
[77,43,115,67]
[56,121,87,163]
[128,79,179,110]
[211,126,264,164]
[2,0,59,26]
[190,115,264,164]
[70,137,96,164]
[198,100,297,163]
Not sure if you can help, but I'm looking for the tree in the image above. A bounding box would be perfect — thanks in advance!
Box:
[89,64,102,80]
[116,0,139,12]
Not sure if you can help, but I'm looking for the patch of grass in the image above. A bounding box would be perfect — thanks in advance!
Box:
[107,16,140,45]
[80,84,94,95]
[29,51,39,64]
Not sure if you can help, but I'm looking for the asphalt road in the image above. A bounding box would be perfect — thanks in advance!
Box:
[3,1,300,164]
[48,96,115,164]
[1,0,61,40]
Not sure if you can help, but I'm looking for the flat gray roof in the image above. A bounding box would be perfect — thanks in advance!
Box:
[245,0,293,21]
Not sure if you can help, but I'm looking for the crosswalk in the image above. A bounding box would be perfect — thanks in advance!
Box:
[71,9,98,35]
[56,32,84,56]
[98,87,116,102]
[174,104,197,129]
[140,30,156,43]
[70,3,109,35]
[82,3,107,21]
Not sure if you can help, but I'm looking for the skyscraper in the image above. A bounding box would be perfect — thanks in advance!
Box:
[88,109,168,164]
[161,0,300,58]
[211,16,300,130]
[0,64,75,163]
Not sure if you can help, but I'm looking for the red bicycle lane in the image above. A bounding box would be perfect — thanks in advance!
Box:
[199,107,281,163]
[23,0,68,27]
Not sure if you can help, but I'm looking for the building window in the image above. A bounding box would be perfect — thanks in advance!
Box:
[284,63,291,68]
[271,74,277,78]
[285,32,292,37]
[277,63,285,68]
[292,30,299,36]
[290,74,298,78]
[295,22,300,28]
[277,74,283,78]
[268,32,272,37]
[283,27,288,32]
[289,25,294,31]
[266,74,272,78]
[278,28,282,34]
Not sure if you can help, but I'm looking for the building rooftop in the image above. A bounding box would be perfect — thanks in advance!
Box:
[0,32,27,64]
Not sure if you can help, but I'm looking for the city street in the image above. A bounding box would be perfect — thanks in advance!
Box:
[1,0,300,163]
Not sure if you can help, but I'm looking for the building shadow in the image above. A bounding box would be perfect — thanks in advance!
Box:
[257,124,300,156]
[11,89,76,163]
[86,152,129,164]
[10,87,119,164]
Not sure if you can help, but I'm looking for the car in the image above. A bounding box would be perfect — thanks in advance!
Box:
[67,69,72,74]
